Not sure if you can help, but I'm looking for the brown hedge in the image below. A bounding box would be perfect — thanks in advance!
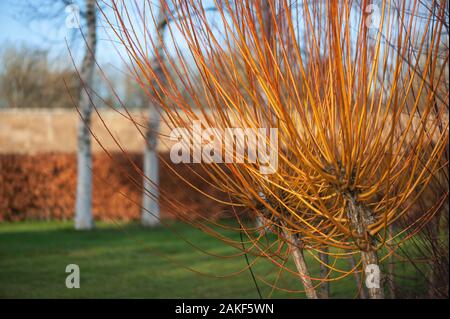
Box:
[0,152,232,222]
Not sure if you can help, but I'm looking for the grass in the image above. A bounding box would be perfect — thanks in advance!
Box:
[0,221,428,298]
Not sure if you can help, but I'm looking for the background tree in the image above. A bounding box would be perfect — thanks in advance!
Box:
[121,1,218,227]
[74,0,97,230]
[141,0,168,227]
[15,0,100,230]
[0,45,79,109]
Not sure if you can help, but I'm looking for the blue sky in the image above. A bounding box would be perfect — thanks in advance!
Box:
[0,0,202,104]
[0,0,129,68]
[0,0,219,66]
[0,2,43,48]
[0,0,202,83]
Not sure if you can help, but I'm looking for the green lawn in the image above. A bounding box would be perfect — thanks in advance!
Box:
[0,221,427,298]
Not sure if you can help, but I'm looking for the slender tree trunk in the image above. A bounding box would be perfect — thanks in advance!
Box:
[345,193,385,299]
[387,224,396,298]
[255,215,267,235]
[141,106,160,226]
[440,201,449,297]
[141,0,167,226]
[319,248,330,298]
[283,229,318,299]
[349,254,368,299]
[360,249,384,299]
[428,203,447,298]
[75,0,96,230]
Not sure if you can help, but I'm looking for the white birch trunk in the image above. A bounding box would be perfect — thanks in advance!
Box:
[141,0,167,226]
[75,0,96,230]
[141,106,161,226]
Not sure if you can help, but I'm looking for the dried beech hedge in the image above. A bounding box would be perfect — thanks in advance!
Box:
[0,153,231,222]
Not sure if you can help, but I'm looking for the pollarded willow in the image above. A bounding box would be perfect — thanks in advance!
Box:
[100,0,449,298]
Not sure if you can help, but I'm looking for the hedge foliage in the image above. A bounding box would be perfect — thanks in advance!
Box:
[0,153,230,222]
